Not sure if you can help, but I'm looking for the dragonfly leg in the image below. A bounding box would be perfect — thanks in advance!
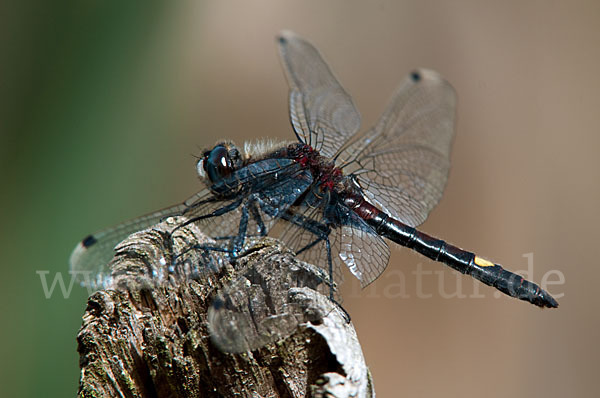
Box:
[171,244,233,276]
[173,244,232,261]
[248,201,267,236]
[232,200,251,254]
[174,197,244,233]
[330,298,351,323]
[325,237,334,301]
[231,196,268,254]
[168,198,245,267]
[279,211,337,299]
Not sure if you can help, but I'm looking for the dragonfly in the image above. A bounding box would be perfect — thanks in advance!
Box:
[70,31,558,319]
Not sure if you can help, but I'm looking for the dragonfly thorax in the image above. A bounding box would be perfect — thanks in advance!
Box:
[290,143,344,191]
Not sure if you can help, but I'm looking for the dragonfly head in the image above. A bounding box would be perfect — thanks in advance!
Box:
[197,142,242,184]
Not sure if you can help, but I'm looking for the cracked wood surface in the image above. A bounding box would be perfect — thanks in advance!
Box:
[76,217,375,398]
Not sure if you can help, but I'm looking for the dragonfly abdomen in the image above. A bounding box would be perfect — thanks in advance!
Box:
[344,193,558,308]
[378,214,558,308]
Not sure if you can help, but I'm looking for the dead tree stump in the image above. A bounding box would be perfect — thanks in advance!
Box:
[76,217,375,397]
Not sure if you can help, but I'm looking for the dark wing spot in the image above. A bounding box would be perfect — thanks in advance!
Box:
[82,235,97,248]
[410,71,421,82]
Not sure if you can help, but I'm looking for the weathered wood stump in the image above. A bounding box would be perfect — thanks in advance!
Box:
[76,217,375,397]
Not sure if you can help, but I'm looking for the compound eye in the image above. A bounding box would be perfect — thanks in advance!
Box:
[202,145,232,183]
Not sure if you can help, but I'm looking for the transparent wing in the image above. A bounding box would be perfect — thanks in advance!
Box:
[277,31,361,158]
[276,190,391,290]
[339,217,391,288]
[70,160,313,290]
[338,69,457,227]
[276,204,345,299]
[69,200,193,290]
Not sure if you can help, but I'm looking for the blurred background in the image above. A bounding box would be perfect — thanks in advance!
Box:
[2,1,598,397]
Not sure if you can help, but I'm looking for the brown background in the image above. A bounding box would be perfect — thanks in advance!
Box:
[2,1,598,397]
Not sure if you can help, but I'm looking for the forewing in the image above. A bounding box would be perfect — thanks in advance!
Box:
[70,161,312,291]
[69,200,193,290]
[339,69,456,227]
[277,31,361,158]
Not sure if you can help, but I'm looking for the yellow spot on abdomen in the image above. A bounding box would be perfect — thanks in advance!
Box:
[474,256,494,267]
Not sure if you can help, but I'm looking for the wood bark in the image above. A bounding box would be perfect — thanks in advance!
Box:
[76,217,375,397]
